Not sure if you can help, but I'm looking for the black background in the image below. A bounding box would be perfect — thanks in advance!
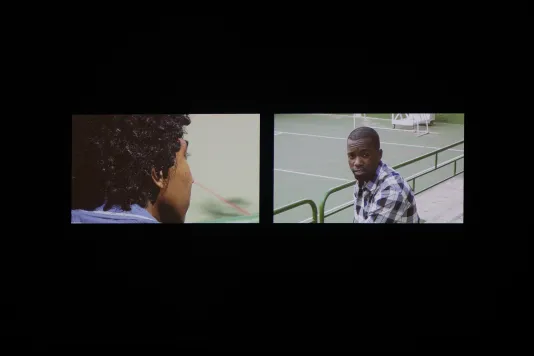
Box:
[12,15,525,352]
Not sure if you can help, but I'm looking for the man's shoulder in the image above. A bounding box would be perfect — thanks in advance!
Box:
[376,164,413,195]
[71,206,159,223]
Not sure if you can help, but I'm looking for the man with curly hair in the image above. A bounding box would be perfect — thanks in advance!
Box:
[71,114,193,223]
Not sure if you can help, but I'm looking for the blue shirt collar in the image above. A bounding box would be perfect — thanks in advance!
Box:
[93,203,158,222]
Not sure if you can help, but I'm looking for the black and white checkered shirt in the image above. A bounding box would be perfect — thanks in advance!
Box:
[353,161,420,223]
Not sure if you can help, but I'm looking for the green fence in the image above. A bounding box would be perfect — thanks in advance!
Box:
[273,199,318,223]
[318,140,464,222]
[274,140,464,223]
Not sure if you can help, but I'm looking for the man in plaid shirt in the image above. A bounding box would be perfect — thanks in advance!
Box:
[348,127,420,223]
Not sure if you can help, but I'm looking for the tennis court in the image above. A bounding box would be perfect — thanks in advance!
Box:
[274,114,464,223]
[185,114,260,223]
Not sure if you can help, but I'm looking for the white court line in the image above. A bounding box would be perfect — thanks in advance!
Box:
[274,168,352,182]
[314,114,458,133]
[315,114,389,121]
[432,121,464,126]
[309,114,352,119]
[366,125,440,135]
[275,131,464,152]
[367,116,464,126]
[364,116,390,121]
[315,114,464,125]
[274,131,282,136]
[277,132,345,141]
[316,115,440,134]
[325,114,464,124]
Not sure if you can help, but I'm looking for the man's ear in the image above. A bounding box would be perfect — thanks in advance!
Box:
[378,149,383,160]
[151,168,166,189]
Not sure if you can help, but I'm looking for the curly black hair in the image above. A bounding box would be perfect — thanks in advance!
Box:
[72,114,191,211]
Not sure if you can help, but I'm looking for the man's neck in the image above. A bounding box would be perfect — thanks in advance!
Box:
[357,171,378,188]
[358,172,372,185]
[145,201,161,222]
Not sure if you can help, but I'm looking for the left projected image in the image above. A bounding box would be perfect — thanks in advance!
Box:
[71,114,260,223]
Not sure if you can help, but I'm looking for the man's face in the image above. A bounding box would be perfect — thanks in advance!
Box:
[155,138,194,223]
[347,137,382,182]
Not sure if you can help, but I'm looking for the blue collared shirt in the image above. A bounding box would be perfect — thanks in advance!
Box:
[71,204,160,224]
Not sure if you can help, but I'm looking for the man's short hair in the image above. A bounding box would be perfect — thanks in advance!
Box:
[348,126,380,150]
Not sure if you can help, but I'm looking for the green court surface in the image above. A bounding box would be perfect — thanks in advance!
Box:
[184,114,260,223]
[274,114,464,223]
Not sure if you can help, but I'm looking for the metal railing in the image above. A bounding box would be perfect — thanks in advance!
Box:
[317,140,464,222]
[273,199,318,223]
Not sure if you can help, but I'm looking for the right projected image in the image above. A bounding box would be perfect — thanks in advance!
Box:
[273,113,464,223]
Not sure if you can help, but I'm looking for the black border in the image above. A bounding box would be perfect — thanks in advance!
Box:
[43,24,521,350]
